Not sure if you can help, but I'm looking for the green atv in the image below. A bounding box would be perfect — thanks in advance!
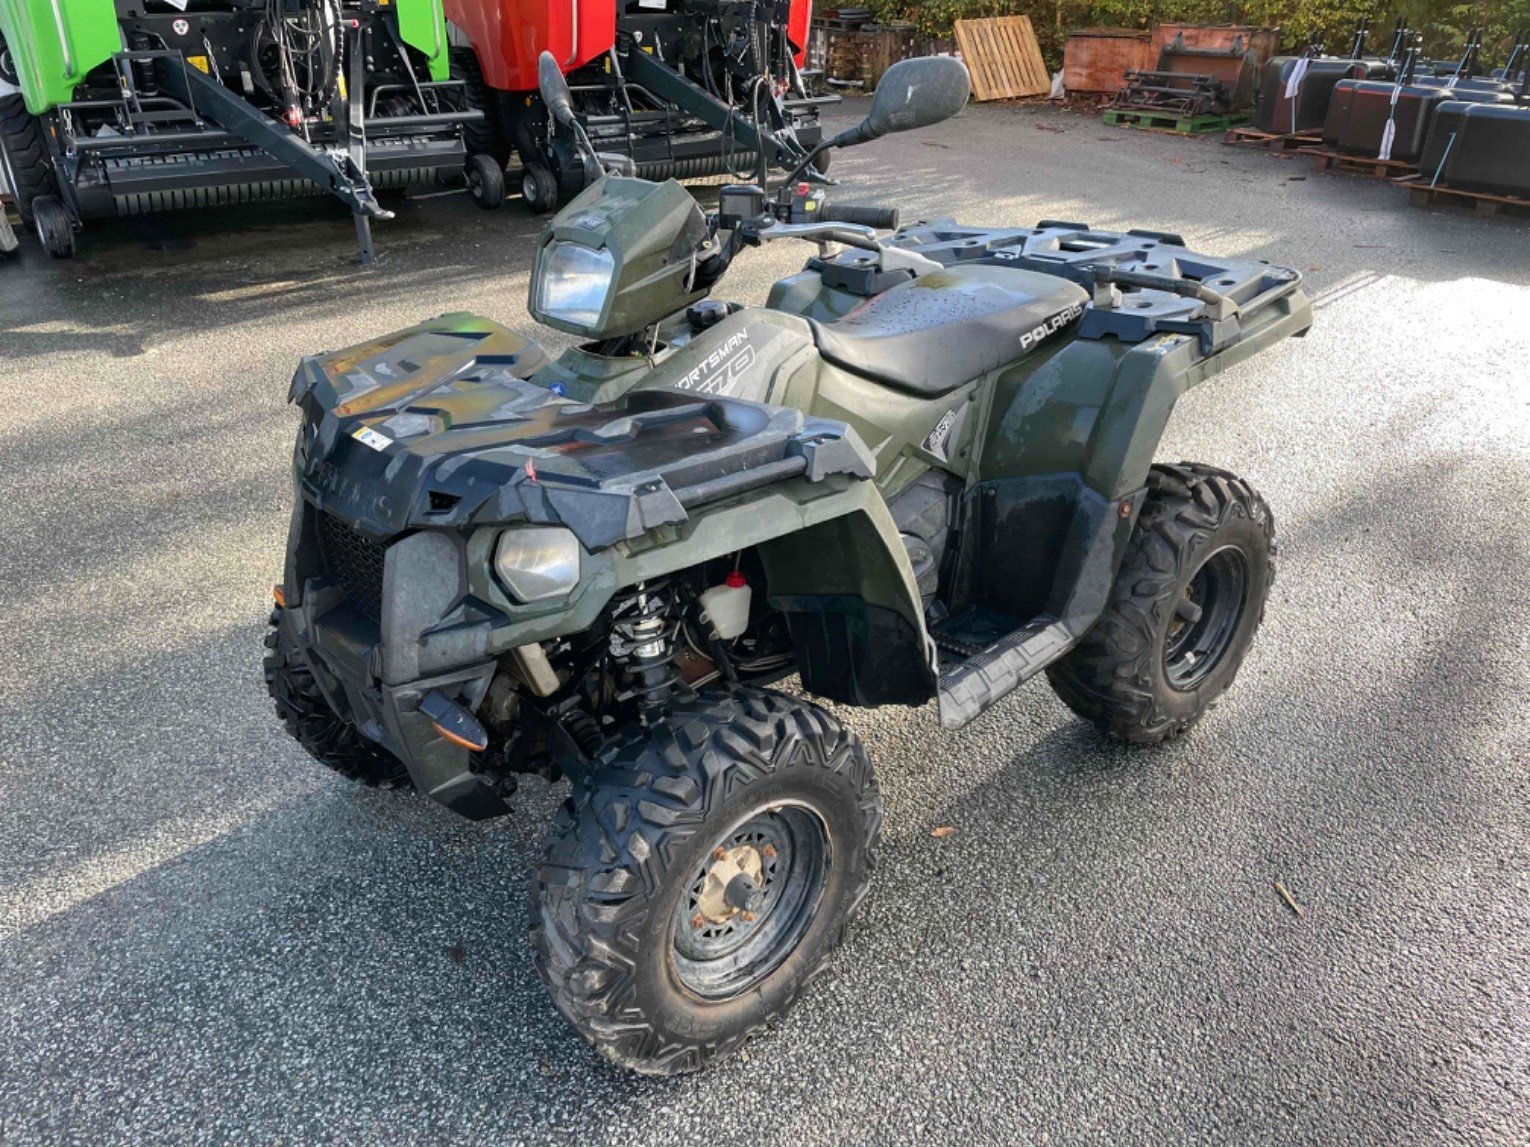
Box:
[266,55,1311,1074]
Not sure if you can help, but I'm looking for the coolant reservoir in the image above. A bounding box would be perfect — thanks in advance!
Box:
[700,573,752,641]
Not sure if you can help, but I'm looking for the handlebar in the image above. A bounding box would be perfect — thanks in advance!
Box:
[819,201,900,230]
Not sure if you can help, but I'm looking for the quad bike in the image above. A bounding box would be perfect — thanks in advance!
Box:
[266,53,1312,1074]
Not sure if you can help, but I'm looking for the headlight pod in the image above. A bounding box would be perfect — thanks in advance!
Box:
[535,242,615,330]
[493,527,581,603]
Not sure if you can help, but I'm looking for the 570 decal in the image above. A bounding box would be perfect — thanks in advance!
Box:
[674,331,757,396]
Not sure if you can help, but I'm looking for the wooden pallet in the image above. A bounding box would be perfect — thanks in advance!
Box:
[954,16,1049,100]
[1102,108,1252,135]
[1222,126,1320,152]
[1396,175,1530,218]
[1299,146,1418,180]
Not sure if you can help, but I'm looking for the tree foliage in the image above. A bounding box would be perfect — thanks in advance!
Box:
[866,0,1530,68]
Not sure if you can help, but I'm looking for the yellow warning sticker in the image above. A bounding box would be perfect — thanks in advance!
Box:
[187,55,210,74]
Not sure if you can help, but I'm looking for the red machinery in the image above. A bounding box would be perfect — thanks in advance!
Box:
[445,0,828,212]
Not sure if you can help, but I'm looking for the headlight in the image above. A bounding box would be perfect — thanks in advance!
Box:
[494,527,581,603]
[536,242,615,329]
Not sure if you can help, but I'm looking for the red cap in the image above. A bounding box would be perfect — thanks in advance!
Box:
[796,182,810,196]
[725,571,746,589]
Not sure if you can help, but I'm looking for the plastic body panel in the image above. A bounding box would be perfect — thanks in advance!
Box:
[396,0,450,82]
[1420,101,1530,195]
[443,0,616,90]
[787,0,810,68]
[0,0,120,113]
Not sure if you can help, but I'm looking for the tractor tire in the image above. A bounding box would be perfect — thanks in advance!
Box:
[263,607,413,789]
[520,163,559,214]
[465,152,505,210]
[31,194,75,259]
[450,47,510,167]
[531,687,882,1075]
[1046,462,1276,744]
[0,94,55,222]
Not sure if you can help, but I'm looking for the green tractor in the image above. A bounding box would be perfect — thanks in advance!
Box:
[0,0,491,261]
[266,54,1311,1073]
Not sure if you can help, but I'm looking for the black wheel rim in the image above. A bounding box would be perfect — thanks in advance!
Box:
[1163,544,1249,689]
[670,802,831,1001]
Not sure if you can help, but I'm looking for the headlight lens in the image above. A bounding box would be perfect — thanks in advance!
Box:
[494,527,581,603]
[536,242,615,329]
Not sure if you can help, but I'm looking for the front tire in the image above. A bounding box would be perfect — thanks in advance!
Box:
[531,687,882,1075]
[1046,462,1275,743]
[465,153,505,210]
[263,607,412,788]
[0,95,55,223]
[520,163,559,214]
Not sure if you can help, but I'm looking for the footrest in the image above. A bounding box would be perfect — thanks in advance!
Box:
[936,614,1079,730]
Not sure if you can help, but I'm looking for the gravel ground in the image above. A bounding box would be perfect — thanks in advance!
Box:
[1,99,1526,1145]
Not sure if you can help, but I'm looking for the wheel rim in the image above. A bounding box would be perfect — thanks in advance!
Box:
[467,168,482,198]
[521,171,538,205]
[1163,544,1249,689]
[671,801,831,1001]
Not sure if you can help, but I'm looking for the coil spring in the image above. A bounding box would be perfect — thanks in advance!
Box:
[609,579,681,716]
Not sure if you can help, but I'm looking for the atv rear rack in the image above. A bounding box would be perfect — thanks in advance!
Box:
[825,219,1304,357]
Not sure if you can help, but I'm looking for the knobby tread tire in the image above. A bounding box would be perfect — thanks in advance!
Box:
[1046,462,1276,744]
[0,95,55,222]
[531,686,882,1075]
[450,48,511,167]
[263,608,412,788]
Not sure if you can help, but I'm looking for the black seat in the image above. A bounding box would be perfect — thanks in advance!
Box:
[809,264,1090,397]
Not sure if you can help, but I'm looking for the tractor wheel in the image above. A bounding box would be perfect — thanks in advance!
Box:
[520,163,559,214]
[31,194,75,259]
[263,607,413,789]
[465,153,505,210]
[0,94,56,222]
[449,47,510,167]
[1046,462,1276,744]
[531,687,882,1075]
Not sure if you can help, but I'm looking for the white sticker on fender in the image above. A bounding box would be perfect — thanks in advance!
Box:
[352,426,393,452]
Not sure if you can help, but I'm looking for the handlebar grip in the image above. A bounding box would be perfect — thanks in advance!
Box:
[819,202,900,230]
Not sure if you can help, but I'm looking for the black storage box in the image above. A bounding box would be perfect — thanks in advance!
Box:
[1419,101,1530,196]
[1254,56,1384,134]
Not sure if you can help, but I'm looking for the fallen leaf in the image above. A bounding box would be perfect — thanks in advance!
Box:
[930,826,956,839]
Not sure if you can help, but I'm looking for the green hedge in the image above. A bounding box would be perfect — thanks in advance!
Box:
[864,0,1530,70]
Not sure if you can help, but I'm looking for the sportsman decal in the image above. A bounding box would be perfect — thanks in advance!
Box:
[673,330,757,396]
[921,400,969,463]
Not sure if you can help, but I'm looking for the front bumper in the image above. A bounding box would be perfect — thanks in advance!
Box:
[284,506,510,819]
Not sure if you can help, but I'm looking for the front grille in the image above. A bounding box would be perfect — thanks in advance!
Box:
[316,512,387,620]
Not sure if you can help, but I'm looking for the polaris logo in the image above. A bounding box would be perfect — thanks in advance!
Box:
[1019,302,1085,351]
[674,330,756,396]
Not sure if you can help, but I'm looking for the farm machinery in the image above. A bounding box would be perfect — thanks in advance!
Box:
[0,0,492,261]
[444,0,832,213]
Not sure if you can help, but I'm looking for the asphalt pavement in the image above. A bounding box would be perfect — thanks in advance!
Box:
[1,98,1526,1144]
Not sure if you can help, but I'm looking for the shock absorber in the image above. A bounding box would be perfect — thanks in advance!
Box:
[609,580,682,720]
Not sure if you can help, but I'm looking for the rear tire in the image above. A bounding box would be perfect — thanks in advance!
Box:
[531,687,882,1075]
[0,95,55,223]
[31,194,75,259]
[1046,462,1275,743]
[449,47,510,167]
[263,607,412,788]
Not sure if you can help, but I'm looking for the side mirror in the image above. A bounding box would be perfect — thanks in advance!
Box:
[538,51,575,127]
[861,56,971,140]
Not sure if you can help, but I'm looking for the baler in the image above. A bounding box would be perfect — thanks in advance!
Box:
[444,0,831,212]
[0,0,493,261]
